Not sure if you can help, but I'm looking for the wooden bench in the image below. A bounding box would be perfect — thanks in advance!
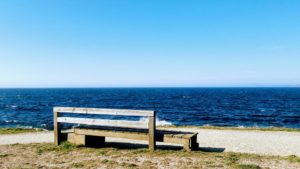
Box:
[54,107,198,151]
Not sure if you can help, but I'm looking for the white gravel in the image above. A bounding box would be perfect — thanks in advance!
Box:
[0,132,53,145]
[1,128,300,157]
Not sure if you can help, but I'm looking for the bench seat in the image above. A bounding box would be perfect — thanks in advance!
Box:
[68,126,198,151]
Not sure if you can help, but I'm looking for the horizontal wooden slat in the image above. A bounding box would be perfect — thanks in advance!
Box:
[54,107,154,117]
[73,128,197,144]
[57,117,148,129]
[74,128,149,141]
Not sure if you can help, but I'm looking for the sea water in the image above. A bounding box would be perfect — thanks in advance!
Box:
[0,88,299,129]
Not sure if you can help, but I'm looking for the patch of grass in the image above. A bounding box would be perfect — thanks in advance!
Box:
[101,159,117,165]
[235,153,262,160]
[225,153,239,165]
[101,159,109,163]
[224,153,264,168]
[287,155,300,163]
[159,125,300,132]
[236,164,261,169]
[36,142,78,154]
[96,149,108,156]
[142,160,154,167]
[131,148,149,154]
[59,141,77,150]
[72,162,85,168]
[143,160,153,164]
[121,162,138,168]
[0,153,9,158]
[0,128,44,134]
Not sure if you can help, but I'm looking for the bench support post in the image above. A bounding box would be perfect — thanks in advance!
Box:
[183,135,198,151]
[54,111,61,145]
[183,139,191,151]
[191,135,199,150]
[148,112,156,151]
[68,133,105,147]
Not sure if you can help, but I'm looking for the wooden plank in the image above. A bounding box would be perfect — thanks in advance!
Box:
[67,133,86,145]
[174,134,185,138]
[163,136,187,145]
[54,107,154,117]
[74,128,148,141]
[183,133,198,139]
[57,117,148,129]
[53,111,61,145]
[183,139,191,151]
[148,112,156,151]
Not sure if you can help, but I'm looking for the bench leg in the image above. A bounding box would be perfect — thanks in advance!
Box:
[68,133,86,145]
[191,135,199,150]
[148,116,156,151]
[68,134,105,147]
[54,111,61,145]
[183,139,191,151]
[148,135,156,151]
[183,136,198,151]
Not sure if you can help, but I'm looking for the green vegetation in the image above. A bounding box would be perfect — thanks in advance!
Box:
[225,154,239,165]
[224,153,264,169]
[72,162,85,168]
[1,126,300,134]
[96,149,109,156]
[159,125,300,132]
[36,141,79,154]
[0,128,44,134]
[0,153,9,158]
[236,164,261,169]
[287,155,300,163]
[121,162,138,168]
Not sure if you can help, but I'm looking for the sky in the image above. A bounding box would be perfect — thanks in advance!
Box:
[0,0,299,88]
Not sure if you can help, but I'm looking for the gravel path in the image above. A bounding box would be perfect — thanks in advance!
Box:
[1,128,300,156]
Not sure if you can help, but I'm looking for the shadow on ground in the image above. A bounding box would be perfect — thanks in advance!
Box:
[96,142,225,153]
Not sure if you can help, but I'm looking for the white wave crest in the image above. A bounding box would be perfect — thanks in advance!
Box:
[5,120,18,123]
[11,105,18,108]
[138,117,173,126]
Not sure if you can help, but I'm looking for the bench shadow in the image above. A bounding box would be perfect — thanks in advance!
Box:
[104,142,183,150]
[95,142,225,153]
[62,132,225,153]
[198,147,225,153]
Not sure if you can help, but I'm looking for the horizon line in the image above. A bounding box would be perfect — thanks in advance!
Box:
[0,85,299,89]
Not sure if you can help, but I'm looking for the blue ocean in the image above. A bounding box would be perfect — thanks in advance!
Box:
[0,88,299,129]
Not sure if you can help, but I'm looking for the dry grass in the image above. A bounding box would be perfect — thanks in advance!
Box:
[159,125,300,132]
[0,126,300,134]
[1,126,299,135]
[0,128,44,134]
[1,142,300,169]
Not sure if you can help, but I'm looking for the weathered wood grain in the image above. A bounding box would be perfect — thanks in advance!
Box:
[57,117,148,129]
[53,110,61,145]
[148,113,156,150]
[54,107,154,117]
[74,128,148,141]
[53,107,197,151]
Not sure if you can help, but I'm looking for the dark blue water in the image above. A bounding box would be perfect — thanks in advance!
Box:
[0,88,300,129]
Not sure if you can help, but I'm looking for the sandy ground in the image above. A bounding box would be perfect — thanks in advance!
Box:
[1,127,300,157]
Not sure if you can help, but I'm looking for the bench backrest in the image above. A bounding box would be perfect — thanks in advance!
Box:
[53,107,156,129]
[53,107,157,149]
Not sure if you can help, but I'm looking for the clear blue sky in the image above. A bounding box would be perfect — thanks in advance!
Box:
[0,0,299,87]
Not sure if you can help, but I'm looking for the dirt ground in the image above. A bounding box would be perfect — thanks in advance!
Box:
[1,142,300,169]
